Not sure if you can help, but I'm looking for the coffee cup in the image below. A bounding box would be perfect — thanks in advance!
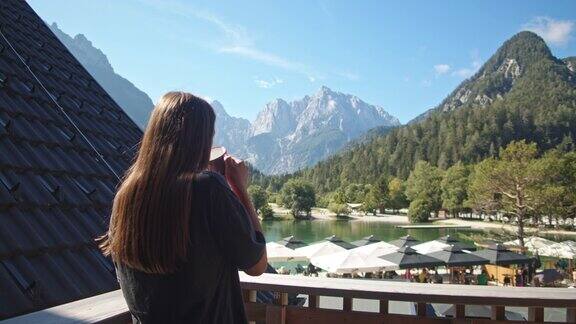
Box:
[208,146,226,175]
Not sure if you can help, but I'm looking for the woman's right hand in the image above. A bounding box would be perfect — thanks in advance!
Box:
[224,154,249,194]
[223,154,266,276]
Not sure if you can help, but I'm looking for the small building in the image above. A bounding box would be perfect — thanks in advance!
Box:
[437,209,448,219]
[346,203,363,213]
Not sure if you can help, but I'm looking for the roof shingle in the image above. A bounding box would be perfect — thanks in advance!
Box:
[0,0,142,319]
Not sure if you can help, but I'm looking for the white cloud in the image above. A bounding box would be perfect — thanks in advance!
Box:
[433,64,451,75]
[136,0,317,79]
[220,46,308,73]
[254,77,284,89]
[522,17,574,46]
[308,76,316,82]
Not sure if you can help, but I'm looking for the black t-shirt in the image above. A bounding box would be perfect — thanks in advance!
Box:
[115,171,266,324]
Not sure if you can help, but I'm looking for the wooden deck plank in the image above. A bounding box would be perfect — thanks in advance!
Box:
[3,290,129,324]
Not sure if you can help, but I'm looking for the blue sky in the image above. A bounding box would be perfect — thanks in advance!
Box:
[29,0,576,123]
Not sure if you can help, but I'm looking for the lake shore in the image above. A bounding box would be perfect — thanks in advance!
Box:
[270,204,410,224]
[269,204,576,236]
[435,218,576,237]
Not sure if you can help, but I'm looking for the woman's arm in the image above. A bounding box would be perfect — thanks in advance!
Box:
[224,155,268,276]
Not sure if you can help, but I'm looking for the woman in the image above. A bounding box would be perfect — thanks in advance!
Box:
[100,92,267,323]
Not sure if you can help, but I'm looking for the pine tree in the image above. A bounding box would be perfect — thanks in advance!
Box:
[468,141,543,247]
[441,162,470,216]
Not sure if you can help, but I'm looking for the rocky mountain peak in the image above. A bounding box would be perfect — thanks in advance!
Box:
[208,99,229,117]
[251,98,295,137]
[432,31,557,114]
[500,31,551,59]
[50,23,114,73]
[318,85,333,95]
[50,24,399,175]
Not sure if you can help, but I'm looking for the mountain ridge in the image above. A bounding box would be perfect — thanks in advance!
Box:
[49,23,154,129]
[410,31,564,124]
[50,24,401,175]
[211,86,400,174]
[276,31,576,192]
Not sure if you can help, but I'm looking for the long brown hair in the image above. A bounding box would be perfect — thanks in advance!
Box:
[101,91,216,274]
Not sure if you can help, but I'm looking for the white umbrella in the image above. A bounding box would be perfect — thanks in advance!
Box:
[540,241,576,259]
[413,235,476,254]
[266,242,309,262]
[311,249,397,274]
[504,236,555,254]
[413,240,449,255]
[352,241,398,258]
[294,236,353,259]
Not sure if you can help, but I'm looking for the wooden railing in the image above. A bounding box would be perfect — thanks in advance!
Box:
[240,273,576,324]
[3,273,576,323]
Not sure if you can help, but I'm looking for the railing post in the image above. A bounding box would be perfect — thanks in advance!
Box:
[455,304,465,319]
[491,305,505,321]
[379,300,389,314]
[528,307,544,322]
[308,295,320,308]
[416,302,427,317]
[567,308,576,323]
[243,289,257,302]
[244,290,257,324]
[343,297,353,312]
[274,292,289,306]
[266,292,288,324]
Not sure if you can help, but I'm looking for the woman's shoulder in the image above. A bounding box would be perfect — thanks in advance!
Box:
[195,171,230,190]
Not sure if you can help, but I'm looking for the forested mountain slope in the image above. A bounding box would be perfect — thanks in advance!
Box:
[289,31,576,193]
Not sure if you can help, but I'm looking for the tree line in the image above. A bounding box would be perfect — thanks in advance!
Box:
[249,141,576,247]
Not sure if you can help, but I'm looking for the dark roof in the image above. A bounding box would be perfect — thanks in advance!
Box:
[323,235,356,250]
[389,235,420,248]
[427,246,489,267]
[352,235,380,247]
[277,236,307,250]
[0,0,142,319]
[436,235,477,251]
[470,244,532,266]
[379,246,444,269]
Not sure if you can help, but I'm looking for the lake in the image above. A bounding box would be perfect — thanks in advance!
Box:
[261,219,480,245]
